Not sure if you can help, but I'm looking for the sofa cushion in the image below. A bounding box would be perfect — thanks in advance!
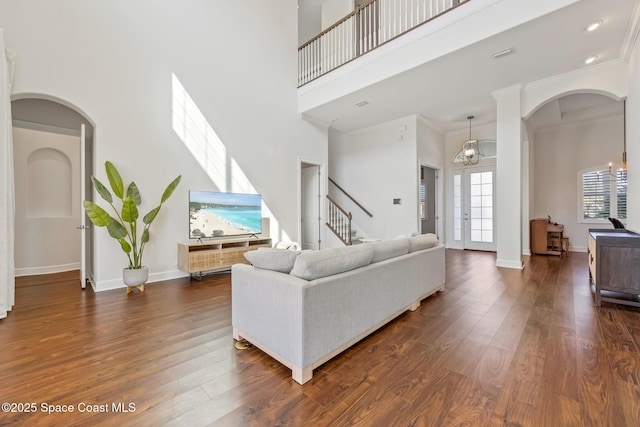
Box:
[290,244,374,280]
[408,233,438,252]
[371,238,409,263]
[244,248,301,273]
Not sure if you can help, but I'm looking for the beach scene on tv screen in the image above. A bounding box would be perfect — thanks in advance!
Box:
[189,191,262,239]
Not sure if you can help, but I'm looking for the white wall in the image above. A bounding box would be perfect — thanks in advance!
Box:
[321,0,354,30]
[523,121,536,255]
[533,115,623,251]
[298,1,323,45]
[417,118,446,166]
[13,127,81,275]
[626,33,640,232]
[329,117,419,240]
[0,0,328,290]
[417,117,446,239]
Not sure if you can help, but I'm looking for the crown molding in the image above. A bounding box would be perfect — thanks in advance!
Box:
[523,58,626,92]
[300,113,331,129]
[621,0,640,62]
[491,83,524,100]
[344,115,415,136]
[417,115,445,135]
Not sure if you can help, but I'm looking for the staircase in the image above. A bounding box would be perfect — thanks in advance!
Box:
[326,178,373,246]
[327,195,353,245]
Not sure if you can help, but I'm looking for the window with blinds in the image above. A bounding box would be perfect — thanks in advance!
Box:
[580,167,627,222]
[582,170,610,219]
[617,169,627,219]
[420,184,426,219]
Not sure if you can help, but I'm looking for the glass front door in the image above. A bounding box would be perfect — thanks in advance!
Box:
[451,166,496,251]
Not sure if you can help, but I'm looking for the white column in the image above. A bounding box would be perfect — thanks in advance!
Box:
[521,130,532,256]
[493,84,524,269]
[0,31,16,318]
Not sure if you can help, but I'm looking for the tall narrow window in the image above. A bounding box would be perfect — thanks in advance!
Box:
[582,170,610,219]
[469,171,493,243]
[453,174,461,241]
[579,167,626,222]
[420,183,426,219]
[617,169,627,219]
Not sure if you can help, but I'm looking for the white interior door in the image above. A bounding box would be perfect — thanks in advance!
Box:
[451,166,496,251]
[301,165,321,250]
[79,124,88,288]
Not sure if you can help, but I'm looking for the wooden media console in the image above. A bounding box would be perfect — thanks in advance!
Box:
[178,236,272,278]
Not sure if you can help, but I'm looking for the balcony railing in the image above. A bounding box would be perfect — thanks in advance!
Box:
[298,0,469,87]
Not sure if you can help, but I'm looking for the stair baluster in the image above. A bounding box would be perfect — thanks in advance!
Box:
[326,195,352,245]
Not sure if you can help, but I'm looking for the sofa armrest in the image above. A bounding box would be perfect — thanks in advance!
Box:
[231,263,308,367]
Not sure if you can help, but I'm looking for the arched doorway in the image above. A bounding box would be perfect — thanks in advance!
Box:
[525,92,625,253]
[11,96,95,288]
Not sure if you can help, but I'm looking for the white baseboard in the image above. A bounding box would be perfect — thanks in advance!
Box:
[93,269,189,292]
[495,258,524,269]
[15,262,80,277]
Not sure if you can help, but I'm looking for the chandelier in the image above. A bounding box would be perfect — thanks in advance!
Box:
[461,115,479,165]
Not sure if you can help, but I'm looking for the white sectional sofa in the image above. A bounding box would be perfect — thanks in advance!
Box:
[231,234,445,384]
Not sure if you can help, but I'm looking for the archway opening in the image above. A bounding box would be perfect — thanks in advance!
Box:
[525,92,624,254]
[11,96,95,287]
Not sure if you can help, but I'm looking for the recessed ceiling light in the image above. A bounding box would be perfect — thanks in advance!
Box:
[584,55,598,65]
[586,20,603,32]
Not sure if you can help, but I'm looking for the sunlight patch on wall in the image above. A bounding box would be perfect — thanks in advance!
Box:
[172,74,227,191]
[171,73,291,243]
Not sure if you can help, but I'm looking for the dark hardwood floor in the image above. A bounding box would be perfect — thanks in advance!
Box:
[1,250,639,426]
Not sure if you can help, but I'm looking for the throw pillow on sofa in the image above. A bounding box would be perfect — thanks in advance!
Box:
[244,248,301,273]
[290,244,374,280]
[408,233,438,252]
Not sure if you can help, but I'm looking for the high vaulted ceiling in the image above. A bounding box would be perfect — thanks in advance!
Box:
[298,0,639,133]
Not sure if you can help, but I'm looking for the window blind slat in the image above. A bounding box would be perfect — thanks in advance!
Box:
[617,169,628,219]
[582,170,611,219]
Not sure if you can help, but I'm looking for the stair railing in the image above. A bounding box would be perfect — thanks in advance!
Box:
[327,196,353,245]
[329,177,373,218]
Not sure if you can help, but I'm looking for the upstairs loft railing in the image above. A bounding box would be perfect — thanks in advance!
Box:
[298,0,469,87]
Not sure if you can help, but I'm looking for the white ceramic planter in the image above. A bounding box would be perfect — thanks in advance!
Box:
[123,266,148,287]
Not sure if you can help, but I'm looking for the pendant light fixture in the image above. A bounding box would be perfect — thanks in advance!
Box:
[461,116,479,165]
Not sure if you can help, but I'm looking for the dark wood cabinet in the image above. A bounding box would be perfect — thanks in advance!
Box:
[588,229,640,307]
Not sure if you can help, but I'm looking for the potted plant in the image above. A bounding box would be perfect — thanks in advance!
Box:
[83,161,181,292]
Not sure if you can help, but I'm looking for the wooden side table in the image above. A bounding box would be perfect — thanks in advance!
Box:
[561,237,570,256]
[530,219,564,256]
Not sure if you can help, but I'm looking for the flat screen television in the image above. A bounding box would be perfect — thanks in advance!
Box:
[189,191,262,239]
